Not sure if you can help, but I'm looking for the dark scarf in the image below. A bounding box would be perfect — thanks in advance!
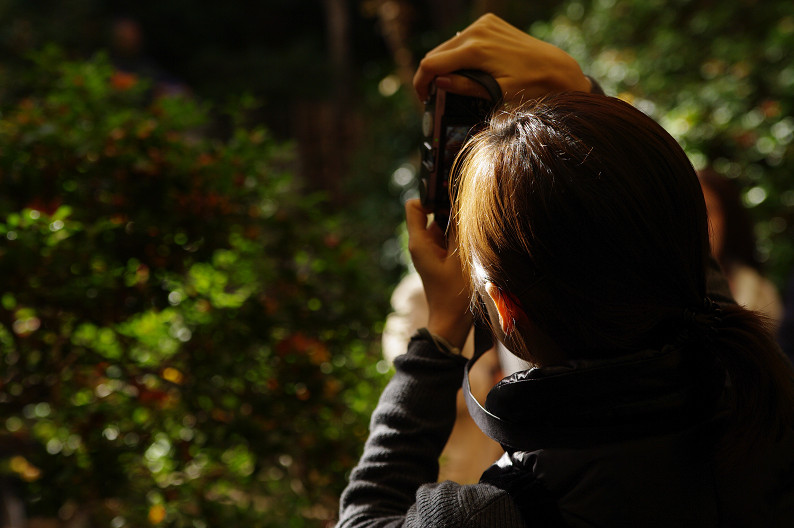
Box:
[465,343,726,452]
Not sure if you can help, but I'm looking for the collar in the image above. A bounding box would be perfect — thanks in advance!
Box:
[464,342,725,452]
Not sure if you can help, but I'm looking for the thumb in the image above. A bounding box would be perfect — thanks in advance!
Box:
[405,199,430,236]
[406,199,447,262]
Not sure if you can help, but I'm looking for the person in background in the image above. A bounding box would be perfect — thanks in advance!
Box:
[699,168,784,328]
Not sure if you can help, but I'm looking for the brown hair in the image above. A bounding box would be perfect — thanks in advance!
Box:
[453,92,793,446]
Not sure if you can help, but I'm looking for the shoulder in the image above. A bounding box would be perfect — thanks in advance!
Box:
[729,265,783,324]
[408,481,525,527]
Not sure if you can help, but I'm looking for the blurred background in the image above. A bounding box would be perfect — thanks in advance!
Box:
[1,0,793,526]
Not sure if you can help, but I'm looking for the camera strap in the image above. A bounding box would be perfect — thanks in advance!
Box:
[463,310,532,451]
[453,70,503,105]
[463,309,549,452]
[463,322,530,451]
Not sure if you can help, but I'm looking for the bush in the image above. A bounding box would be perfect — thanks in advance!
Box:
[0,48,389,527]
[531,0,794,286]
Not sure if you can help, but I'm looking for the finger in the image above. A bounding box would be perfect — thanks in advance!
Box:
[421,31,464,57]
[414,43,476,101]
[414,46,494,100]
[404,199,430,236]
[420,28,469,57]
[425,219,448,249]
[413,66,434,102]
[445,222,459,250]
[435,74,494,100]
[405,199,433,251]
[406,200,449,260]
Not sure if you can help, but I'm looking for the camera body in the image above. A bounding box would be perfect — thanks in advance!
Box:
[419,71,499,230]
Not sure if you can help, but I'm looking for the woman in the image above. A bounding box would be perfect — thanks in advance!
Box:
[338,15,794,527]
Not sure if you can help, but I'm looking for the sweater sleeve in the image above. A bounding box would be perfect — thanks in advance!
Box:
[337,335,467,527]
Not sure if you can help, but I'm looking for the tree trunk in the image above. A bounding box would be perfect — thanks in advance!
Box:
[294,0,355,198]
[375,0,418,98]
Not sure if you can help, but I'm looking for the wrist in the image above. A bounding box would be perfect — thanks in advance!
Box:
[416,328,464,357]
[427,315,473,350]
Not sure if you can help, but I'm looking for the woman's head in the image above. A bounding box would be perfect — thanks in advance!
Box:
[453,92,711,360]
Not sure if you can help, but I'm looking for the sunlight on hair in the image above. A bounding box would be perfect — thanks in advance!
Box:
[472,258,489,284]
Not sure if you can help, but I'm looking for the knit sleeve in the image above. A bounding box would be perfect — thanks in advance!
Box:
[337,335,466,527]
[407,481,525,527]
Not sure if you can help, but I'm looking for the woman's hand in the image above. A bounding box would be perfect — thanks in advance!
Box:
[413,13,591,104]
[405,199,473,350]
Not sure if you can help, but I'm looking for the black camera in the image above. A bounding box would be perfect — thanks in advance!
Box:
[419,70,501,230]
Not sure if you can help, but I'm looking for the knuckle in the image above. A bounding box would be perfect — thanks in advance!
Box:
[465,42,487,62]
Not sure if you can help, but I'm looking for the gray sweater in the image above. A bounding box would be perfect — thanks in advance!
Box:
[338,338,524,527]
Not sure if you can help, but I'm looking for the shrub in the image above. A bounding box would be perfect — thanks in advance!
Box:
[531,0,794,286]
[0,48,389,527]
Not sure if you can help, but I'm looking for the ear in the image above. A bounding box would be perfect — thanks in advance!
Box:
[485,282,522,335]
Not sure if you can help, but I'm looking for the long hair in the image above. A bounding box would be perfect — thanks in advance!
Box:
[452,92,794,446]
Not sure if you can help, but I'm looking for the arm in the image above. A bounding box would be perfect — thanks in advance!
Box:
[337,336,467,527]
[338,200,476,526]
[338,335,524,528]
[413,13,593,103]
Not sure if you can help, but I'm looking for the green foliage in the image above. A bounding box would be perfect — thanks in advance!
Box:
[0,49,389,526]
[6,2,794,526]
[532,0,794,285]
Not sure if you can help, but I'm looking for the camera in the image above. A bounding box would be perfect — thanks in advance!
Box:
[419,70,500,230]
